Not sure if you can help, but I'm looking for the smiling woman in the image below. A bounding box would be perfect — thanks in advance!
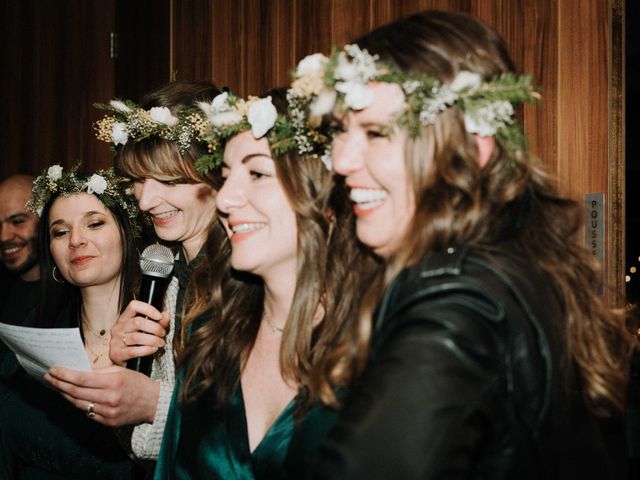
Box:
[152,88,374,479]
[0,165,140,478]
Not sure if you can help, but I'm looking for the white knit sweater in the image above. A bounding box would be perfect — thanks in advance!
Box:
[130,275,179,460]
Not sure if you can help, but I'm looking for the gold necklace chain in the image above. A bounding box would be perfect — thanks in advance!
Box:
[80,307,111,347]
[263,310,284,334]
[85,342,109,364]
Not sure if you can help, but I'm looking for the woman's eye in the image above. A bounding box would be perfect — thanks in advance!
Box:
[366,129,386,140]
[160,180,178,187]
[250,170,270,181]
[51,229,69,239]
[88,221,105,229]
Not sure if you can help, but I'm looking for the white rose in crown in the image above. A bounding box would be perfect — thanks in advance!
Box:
[336,81,373,110]
[198,93,243,127]
[450,71,482,92]
[247,96,277,138]
[464,100,514,137]
[112,123,129,145]
[334,52,359,82]
[85,174,108,195]
[47,165,63,180]
[310,89,337,118]
[109,100,132,113]
[296,53,329,77]
[149,107,179,126]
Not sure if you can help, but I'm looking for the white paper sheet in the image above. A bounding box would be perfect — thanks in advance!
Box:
[0,322,91,380]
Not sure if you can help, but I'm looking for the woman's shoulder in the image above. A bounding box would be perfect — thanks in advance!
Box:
[373,241,561,362]
[383,242,553,318]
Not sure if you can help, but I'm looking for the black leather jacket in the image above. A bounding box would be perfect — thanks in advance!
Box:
[311,243,624,479]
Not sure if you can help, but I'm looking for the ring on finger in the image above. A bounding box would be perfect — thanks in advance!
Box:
[122,334,128,347]
[86,401,96,418]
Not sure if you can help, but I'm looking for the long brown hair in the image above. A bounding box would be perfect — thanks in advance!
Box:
[114,80,223,349]
[178,89,374,408]
[345,10,631,416]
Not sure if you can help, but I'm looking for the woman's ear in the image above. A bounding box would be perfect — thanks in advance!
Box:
[474,135,496,169]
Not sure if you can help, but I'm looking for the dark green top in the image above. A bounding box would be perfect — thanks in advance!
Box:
[0,277,40,376]
[0,305,134,479]
[154,320,339,479]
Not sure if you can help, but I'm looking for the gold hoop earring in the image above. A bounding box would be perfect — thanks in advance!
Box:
[52,266,65,283]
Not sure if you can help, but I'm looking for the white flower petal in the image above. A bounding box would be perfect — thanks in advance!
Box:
[47,165,63,180]
[336,82,373,110]
[149,107,178,126]
[296,53,329,77]
[112,123,129,145]
[211,92,231,111]
[211,111,243,127]
[247,96,277,138]
[109,100,132,112]
[85,174,108,195]
[310,89,337,118]
[450,71,482,92]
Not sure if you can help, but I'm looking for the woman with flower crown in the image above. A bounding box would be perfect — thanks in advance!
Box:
[44,81,223,468]
[151,88,371,479]
[291,10,632,479]
[0,165,138,478]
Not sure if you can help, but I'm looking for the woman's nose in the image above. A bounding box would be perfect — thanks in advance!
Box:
[216,176,246,214]
[68,228,87,248]
[332,132,365,176]
[134,180,160,212]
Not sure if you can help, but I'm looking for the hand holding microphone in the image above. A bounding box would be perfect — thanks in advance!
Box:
[109,244,174,375]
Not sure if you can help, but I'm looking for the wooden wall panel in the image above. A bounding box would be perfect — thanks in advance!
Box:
[292,0,334,72]
[115,0,170,101]
[171,0,213,83]
[331,0,373,45]
[557,0,609,200]
[0,0,116,179]
[518,0,558,175]
[210,0,246,93]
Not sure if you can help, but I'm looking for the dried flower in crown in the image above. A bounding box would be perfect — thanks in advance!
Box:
[27,164,143,236]
[93,99,210,159]
[292,44,542,165]
[194,91,333,174]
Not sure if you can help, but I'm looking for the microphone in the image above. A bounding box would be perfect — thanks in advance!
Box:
[127,244,175,376]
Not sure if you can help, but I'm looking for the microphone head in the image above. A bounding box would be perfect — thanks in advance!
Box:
[139,244,175,278]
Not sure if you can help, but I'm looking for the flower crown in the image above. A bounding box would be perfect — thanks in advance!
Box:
[291,44,541,164]
[27,165,143,236]
[94,100,209,157]
[194,91,332,173]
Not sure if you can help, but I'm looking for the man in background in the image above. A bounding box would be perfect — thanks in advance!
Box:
[0,175,39,374]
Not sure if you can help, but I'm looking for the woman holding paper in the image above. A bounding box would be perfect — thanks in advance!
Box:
[0,165,139,479]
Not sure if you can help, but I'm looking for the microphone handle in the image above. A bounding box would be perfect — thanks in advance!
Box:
[126,275,170,376]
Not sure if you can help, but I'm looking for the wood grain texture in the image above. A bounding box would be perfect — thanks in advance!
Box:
[171,0,214,82]
[0,0,116,177]
[0,0,627,300]
[210,0,246,93]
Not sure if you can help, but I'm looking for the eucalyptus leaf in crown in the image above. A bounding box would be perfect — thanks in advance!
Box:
[93,100,209,157]
[291,44,541,164]
[27,164,143,237]
[195,91,332,174]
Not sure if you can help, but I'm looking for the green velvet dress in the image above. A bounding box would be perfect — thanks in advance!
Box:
[154,352,339,479]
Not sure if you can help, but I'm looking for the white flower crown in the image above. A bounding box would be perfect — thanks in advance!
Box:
[27,164,143,236]
[291,44,541,166]
[195,91,332,174]
[94,100,209,159]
